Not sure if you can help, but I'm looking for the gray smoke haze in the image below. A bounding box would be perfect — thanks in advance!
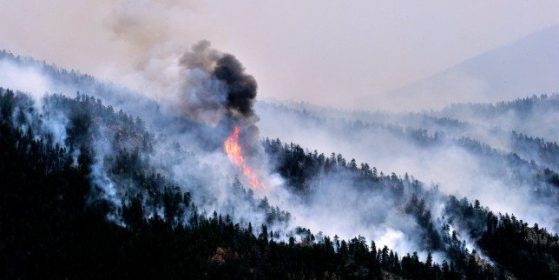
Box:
[256,101,559,236]
[2,0,559,265]
[0,52,276,231]
[3,49,559,264]
[0,50,443,261]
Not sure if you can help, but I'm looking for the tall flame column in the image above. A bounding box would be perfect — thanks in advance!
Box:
[224,127,260,189]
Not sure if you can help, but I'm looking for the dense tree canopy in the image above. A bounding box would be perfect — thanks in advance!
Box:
[2,87,559,279]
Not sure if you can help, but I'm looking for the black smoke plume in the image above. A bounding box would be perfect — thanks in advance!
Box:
[179,40,258,126]
[213,54,257,118]
[178,41,260,156]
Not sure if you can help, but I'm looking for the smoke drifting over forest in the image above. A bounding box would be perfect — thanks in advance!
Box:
[257,100,559,232]
[3,45,559,265]
[2,3,559,278]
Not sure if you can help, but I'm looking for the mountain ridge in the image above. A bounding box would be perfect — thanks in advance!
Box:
[379,25,559,111]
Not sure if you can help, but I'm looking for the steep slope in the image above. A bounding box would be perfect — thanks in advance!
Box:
[257,100,559,234]
[1,89,496,279]
[3,51,559,279]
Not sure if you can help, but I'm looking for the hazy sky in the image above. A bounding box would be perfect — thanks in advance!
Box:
[1,0,558,110]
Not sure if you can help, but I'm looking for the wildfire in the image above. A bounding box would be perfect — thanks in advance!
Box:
[224,127,260,189]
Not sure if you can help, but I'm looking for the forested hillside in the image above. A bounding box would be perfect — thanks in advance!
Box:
[257,97,559,234]
[3,51,559,279]
[2,88,558,279]
[0,89,488,279]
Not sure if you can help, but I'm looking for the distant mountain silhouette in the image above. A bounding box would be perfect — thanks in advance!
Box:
[380,26,559,111]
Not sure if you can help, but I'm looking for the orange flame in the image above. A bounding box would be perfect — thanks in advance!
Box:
[224,127,260,189]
